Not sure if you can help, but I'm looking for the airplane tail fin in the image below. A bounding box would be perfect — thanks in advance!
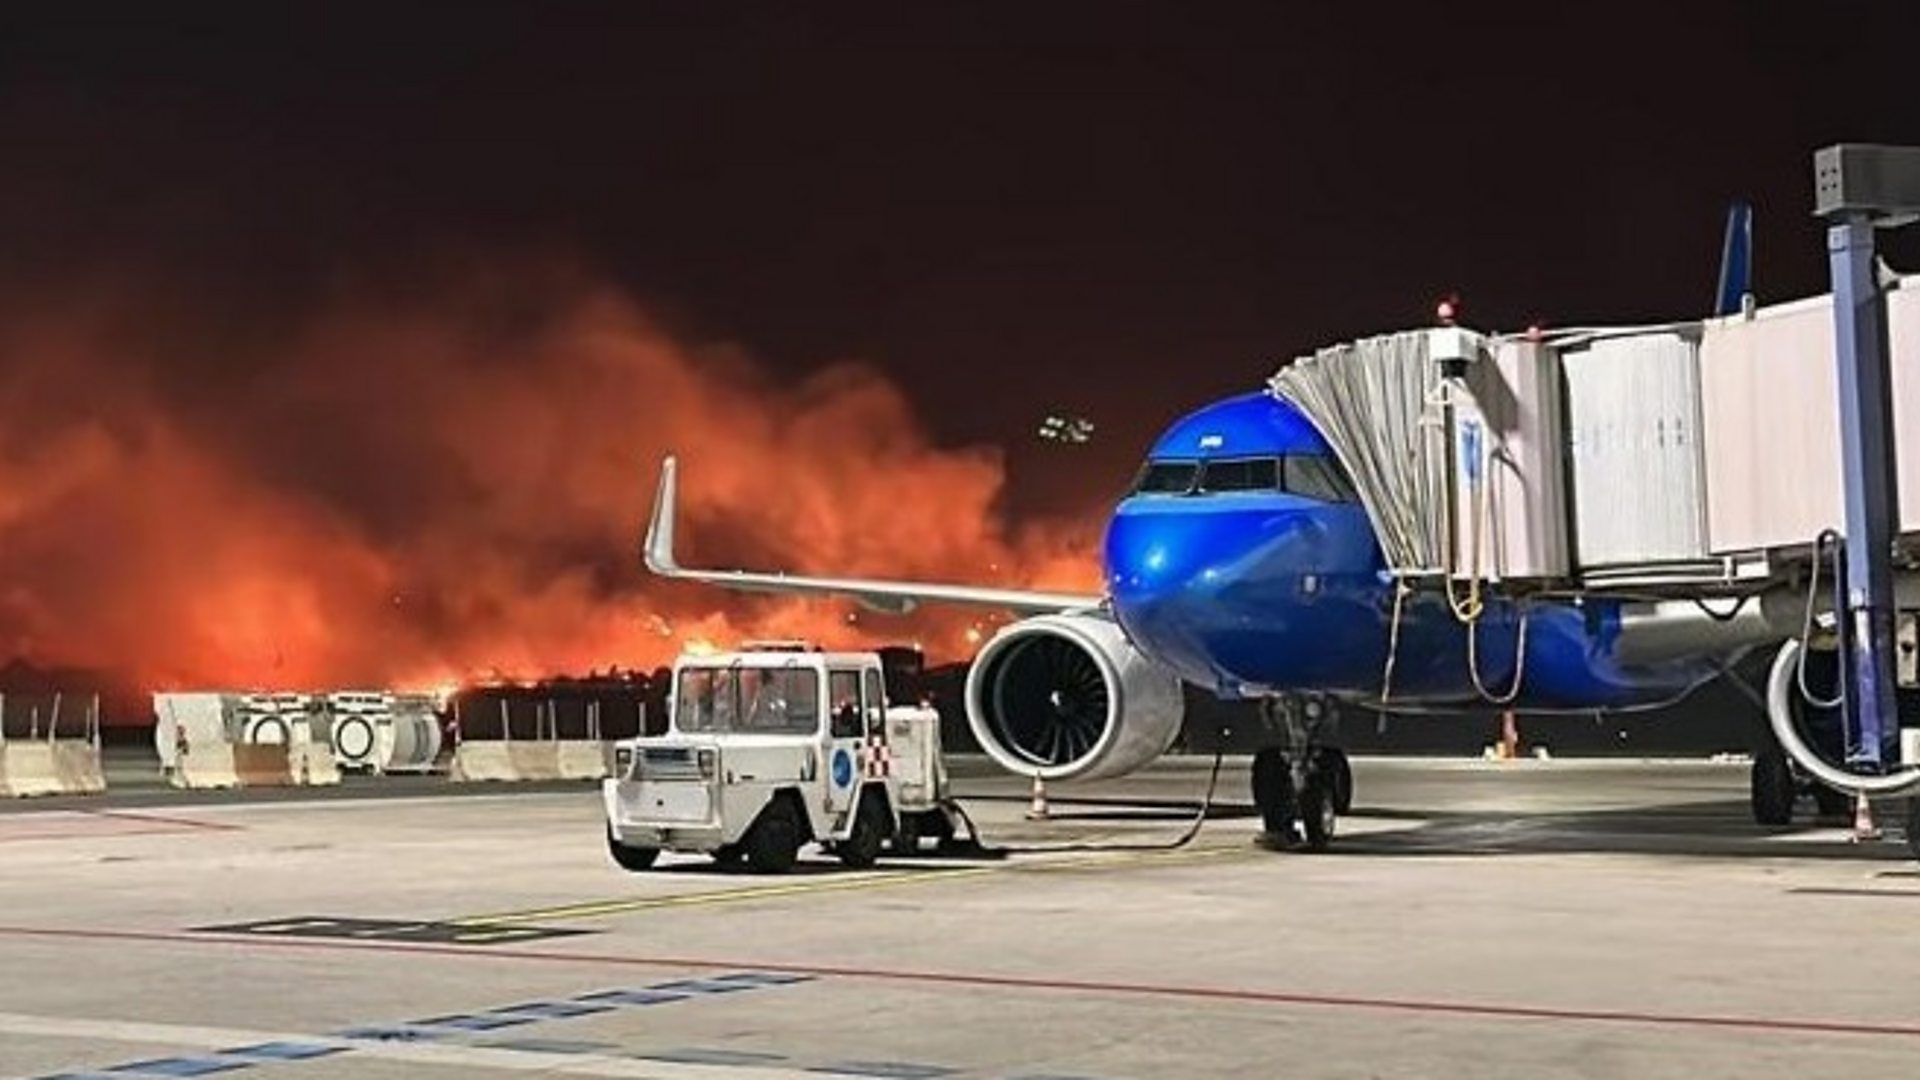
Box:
[1713,200,1753,317]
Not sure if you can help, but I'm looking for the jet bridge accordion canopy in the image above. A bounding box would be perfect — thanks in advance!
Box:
[1271,276,1920,587]
[1269,330,1451,575]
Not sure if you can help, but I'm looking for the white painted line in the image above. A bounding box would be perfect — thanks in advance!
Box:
[0,1009,826,1079]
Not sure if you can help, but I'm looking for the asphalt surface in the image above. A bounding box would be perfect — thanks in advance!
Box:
[2,755,1918,1079]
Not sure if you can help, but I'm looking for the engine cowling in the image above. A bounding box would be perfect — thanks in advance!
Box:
[964,612,1184,781]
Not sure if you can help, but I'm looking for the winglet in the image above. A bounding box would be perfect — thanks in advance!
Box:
[637,453,1102,615]
[644,454,680,575]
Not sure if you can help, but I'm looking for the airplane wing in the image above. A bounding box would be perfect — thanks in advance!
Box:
[643,456,1106,616]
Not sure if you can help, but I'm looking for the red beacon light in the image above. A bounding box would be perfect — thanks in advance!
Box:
[1435,294,1462,326]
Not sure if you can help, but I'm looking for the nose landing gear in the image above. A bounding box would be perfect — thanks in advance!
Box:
[1251,694,1350,852]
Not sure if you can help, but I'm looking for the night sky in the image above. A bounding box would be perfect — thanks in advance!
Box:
[4,2,1919,520]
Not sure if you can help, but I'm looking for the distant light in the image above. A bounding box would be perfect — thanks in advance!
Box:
[1436,295,1460,324]
[1038,413,1095,445]
[964,626,983,645]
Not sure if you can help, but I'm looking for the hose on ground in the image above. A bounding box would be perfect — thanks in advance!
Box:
[942,750,1226,856]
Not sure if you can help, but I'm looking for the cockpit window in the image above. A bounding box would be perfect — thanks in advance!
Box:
[1129,453,1359,502]
[1132,460,1200,494]
[1195,457,1279,492]
[1283,454,1360,503]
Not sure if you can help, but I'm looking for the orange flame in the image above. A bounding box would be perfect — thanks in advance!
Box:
[0,266,1100,696]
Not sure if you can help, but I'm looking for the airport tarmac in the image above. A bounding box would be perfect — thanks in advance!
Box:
[2,756,1919,1080]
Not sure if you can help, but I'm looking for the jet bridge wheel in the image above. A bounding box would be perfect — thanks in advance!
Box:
[1810,783,1852,820]
[1751,747,1797,827]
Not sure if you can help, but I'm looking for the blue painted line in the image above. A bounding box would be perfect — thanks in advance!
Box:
[711,971,816,986]
[489,1000,613,1020]
[573,988,690,1007]
[407,1012,536,1032]
[807,1063,958,1079]
[648,978,759,994]
[106,1059,252,1077]
[333,1024,447,1042]
[217,1042,345,1062]
[637,1048,793,1066]
[476,1037,620,1055]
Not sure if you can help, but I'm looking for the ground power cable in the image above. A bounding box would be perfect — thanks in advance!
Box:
[941,750,1226,857]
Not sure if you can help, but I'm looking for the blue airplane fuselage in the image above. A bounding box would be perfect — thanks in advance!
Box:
[1104,391,1719,709]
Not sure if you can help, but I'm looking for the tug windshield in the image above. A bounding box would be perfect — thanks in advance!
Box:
[675,666,820,735]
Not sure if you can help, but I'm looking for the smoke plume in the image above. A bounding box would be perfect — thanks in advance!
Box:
[0,263,1100,695]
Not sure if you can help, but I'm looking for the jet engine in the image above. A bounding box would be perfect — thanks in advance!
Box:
[964,612,1184,781]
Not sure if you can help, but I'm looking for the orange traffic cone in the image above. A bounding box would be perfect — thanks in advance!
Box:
[1026,774,1050,821]
[1851,789,1882,842]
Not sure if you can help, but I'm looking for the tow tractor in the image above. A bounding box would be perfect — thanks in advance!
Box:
[602,642,965,873]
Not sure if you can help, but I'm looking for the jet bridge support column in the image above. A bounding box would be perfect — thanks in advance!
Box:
[1815,144,1920,771]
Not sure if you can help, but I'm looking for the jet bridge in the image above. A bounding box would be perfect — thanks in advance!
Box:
[1273,276,1920,586]
[1272,144,1920,809]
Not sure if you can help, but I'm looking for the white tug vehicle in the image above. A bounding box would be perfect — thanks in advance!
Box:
[603,642,961,873]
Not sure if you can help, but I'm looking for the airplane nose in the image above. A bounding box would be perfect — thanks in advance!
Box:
[1106,513,1205,604]
[1103,495,1368,690]
[1103,501,1255,680]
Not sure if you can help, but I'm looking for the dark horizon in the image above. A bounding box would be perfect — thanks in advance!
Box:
[5,4,1917,514]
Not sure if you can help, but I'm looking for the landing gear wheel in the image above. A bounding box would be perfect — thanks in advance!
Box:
[838,795,888,869]
[1751,746,1796,827]
[1811,783,1851,820]
[1907,799,1920,862]
[1298,768,1338,852]
[743,799,803,874]
[1319,747,1354,815]
[1251,748,1297,847]
[606,828,660,872]
[711,844,745,867]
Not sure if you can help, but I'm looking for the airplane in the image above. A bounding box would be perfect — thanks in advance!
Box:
[639,206,1833,852]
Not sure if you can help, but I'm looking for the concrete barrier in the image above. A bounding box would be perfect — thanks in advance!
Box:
[555,740,610,781]
[450,741,557,782]
[170,742,342,790]
[0,741,107,798]
[171,743,261,789]
[0,691,108,798]
[290,741,342,786]
[451,740,609,782]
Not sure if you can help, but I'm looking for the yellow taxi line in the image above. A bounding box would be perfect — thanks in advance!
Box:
[457,842,1253,927]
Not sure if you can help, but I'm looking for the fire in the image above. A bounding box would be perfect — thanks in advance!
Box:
[0,265,1101,698]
